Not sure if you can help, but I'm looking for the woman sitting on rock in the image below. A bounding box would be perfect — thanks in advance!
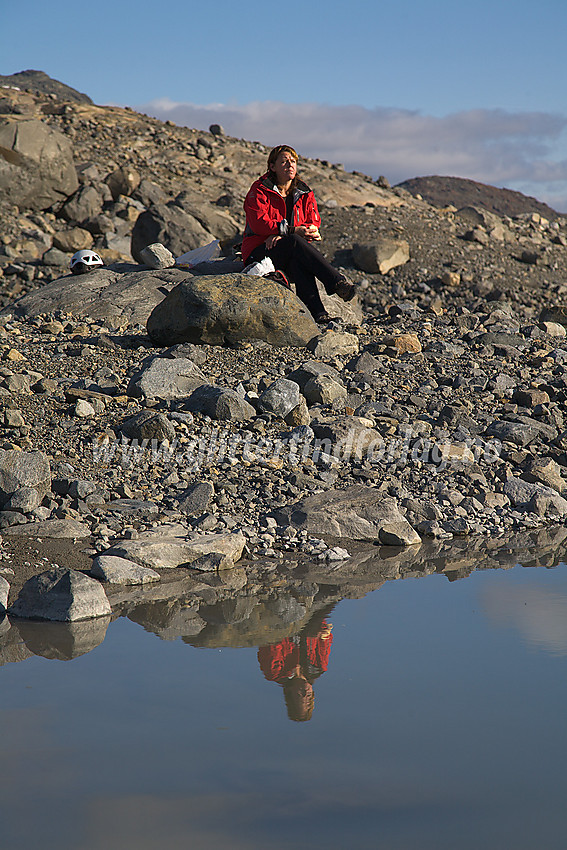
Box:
[243,144,355,324]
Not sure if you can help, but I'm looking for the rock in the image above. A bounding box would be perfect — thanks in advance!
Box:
[2,518,90,538]
[379,522,422,546]
[0,449,50,506]
[91,555,160,585]
[120,409,176,442]
[187,551,235,571]
[52,227,93,253]
[353,238,410,274]
[512,388,551,408]
[173,191,241,243]
[103,526,246,569]
[257,377,301,418]
[60,185,103,224]
[127,356,206,402]
[539,321,566,337]
[284,398,310,426]
[178,481,215,515]
[303,374,347,406]
[0,575,9,612]
[209,124,225,136]
[9,267,192,326]
[287,360,342,391]
[139,242,175,269]
[383,333,422,355]
[105,166,141,200]
[273,485,420,544]
[503,477,567,517]
[147,274,318,348]
[522,457,565,493]
[0,118,78,210]
[74,399,95,418]
[9,567,111,621]
[182,384,256,421]
[131,203,213,263]
[540,306,567,327]
[307,331,360,359]
[311,416,382,459]
[5,486,41,512]
[484,420,539,447]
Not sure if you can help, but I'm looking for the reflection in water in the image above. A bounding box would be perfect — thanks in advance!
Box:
[258,606,335,721]
[3,523,567,669]
[14,616,111,660]
[482,583,567,656]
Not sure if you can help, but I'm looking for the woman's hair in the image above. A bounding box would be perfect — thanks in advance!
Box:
[267,144,298,173]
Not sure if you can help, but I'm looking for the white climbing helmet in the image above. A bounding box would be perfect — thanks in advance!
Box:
[70,249,104,275]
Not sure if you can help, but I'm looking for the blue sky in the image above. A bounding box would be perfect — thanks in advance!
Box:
[3,0,567,209]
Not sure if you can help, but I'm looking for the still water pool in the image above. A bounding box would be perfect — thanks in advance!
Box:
[2,556,567,850]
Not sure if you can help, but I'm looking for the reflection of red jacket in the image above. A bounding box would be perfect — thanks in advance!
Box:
[242,173,321,262]
[258,630,333,683]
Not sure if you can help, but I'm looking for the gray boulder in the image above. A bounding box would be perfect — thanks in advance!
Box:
[182,384,256,422]
[105,165,141,200]
[103,525,246,569]
[178,481,215,515]
[7,267,193,326]
[273,485,420,544]
[127,356,206,402]
[257,378,301,418]
[139,243,175,269]
[0,449,50,506]
[287,360,342,391]
[0,119,78,210]
[353,238,410,274]
[2,518,91,538]
[147,274,318,348]
[60,185,103,224]
[131,203,213,263]
[120,409,176,442]
[91,555,160,585]
[9,568,111,622]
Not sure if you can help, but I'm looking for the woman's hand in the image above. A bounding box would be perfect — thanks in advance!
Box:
[265,235,281,249]
[296,224,321,241]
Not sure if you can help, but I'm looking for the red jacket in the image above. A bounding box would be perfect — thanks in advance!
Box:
[242,173,321,263]
[258,631,333,683]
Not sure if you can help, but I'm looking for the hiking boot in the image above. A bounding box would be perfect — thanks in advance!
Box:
[335,276,355,302]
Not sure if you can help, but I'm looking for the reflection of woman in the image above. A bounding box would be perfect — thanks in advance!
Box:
[243,145,355,324]
[258,610,334,722]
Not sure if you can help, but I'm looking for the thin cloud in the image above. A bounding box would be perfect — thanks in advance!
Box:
[137,98,567,211]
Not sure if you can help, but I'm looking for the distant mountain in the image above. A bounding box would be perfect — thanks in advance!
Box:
[0,70,92,104]
[396,175,559,220]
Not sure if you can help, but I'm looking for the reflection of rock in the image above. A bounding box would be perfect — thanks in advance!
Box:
[0,618,34,666]
[127,599,206,641]
[14,615,111,660]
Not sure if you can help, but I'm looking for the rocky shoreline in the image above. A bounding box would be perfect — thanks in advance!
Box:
[2,77,567,635]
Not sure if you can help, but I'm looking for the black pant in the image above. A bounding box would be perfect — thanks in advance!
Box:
[249,233,342,317]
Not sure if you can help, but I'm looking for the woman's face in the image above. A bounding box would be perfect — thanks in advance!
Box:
[271,151,297,185]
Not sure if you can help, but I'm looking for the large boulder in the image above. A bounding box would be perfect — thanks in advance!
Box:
[273,485,421,544]
[127,356,207,402]
[147,274,318,348]
[0,119,78,210]
[103,525,246,569]
[182,384,256,422]
[353,238,410,274]
[131,203,214,263]
[0,449,50,507]
[9,568,111,622]
[5,267,190,326]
